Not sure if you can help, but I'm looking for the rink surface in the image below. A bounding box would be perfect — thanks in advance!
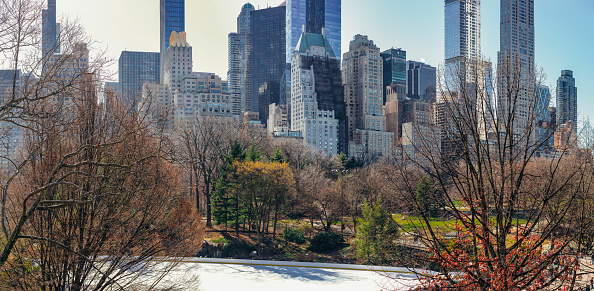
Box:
[155,258,423,291]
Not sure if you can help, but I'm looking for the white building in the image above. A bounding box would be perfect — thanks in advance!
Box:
[290,28,346,156]
[142,32,233,127]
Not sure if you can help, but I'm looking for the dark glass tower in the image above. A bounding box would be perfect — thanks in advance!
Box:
[160,0,185,80]
[42,0,59,68]
[380,48,406,104]
[249,5,286,123]
[118,51,161,109]
[556,70,578,133]
[284,0,341,103]
[406,61,437,102]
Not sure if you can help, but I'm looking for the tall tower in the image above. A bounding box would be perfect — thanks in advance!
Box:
[42,0,59,68]
[406,61,437,102]
[160,0,185,81]
[290,29,346,156]
[228,3,255,116]
[342,35,394,158]
[249,4,286,123]
[497,0,535,135]
[283,0,341,106]
[118,51,161,109]
[556,70,578,133]
[444,0,481,83]
[380,48,406,103]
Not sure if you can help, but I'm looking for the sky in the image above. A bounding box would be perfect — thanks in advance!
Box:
[54,0,594,123]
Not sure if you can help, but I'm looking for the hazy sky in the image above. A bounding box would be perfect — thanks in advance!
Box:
[55,0,594,122]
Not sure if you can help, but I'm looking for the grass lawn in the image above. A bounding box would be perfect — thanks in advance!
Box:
[392,214,528,233]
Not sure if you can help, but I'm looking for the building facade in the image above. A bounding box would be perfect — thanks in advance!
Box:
[444,0,481,83]
[249,4,286,122]
[290,30,346,156]
[406,61,436,102]
[160,0,185,81]
[118,51,160,109]
[42,0,59,63]
[497,0,535,136]
[342,35,393,159]
[143,32,232,128]
[284,0,341,107]
[380,48,406,104]
[228,3,255,116]
[556,70,577,133]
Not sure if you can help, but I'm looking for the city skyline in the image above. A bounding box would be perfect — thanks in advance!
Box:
[49,0,592,124]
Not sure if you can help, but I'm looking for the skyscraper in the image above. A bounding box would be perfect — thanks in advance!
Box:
[284,0,341,104]
[228,3,255,116]
[249,4,286,123]
[342,35,393,159]
[118,51,160,109]
[142,32,233,127]
[290,29,346,156]
[497,0,535,135]
[286,0,341,64]
[444,0,481,81]
[42,0,60,69]
[556,70,578,133]
[160,0,185,81]
[380,48,406,103]
[406,61,437,102]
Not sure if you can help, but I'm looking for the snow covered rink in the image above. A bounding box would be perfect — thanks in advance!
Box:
[157,258,421,291]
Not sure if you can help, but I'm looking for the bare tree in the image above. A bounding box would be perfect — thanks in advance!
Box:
[386,57,590,290]
[0,1,203,289]
[177,116,239,226]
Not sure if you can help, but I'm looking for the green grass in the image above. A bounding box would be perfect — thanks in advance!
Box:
[392,215,458,232]
[211,237,228,244]
[392,214,529,233]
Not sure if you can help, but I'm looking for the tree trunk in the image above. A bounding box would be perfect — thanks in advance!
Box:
[193,165,200,213]
[205,178,212,226]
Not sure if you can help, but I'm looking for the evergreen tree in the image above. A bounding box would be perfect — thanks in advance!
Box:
[354,200,400,265]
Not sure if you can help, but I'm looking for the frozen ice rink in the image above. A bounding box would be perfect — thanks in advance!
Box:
[157,258,421,291]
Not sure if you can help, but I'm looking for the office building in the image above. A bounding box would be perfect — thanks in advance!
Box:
[406,61,436,102]
[444,0,481,83]
[0,70,23,163]
[160,0,185,81]
[381,48,406,103]
[534,85,553,148]
[497,0,535,136]
[249,4,286,122]
[290,29,346,156]
[142,32,232,127]
[42,0,60,61]
[118,51,160,109]
[342,35,393,158]
[257,82,281,124]
[228,3,255,116]
[284,0,341,105]
[556,70,577,133]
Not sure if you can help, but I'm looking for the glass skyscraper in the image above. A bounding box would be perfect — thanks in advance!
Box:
[380,48,406,104]
[444,0,481,82]
[556,70,578,133]
[249,5,286,123]
[406,61,437,102]
[160,0,185,80]
[497,0,535,136]
[284,0,341,102]
[228,3,255,115]
[118,51,161,109]
[286,0,341,64]
[42,0,59,69]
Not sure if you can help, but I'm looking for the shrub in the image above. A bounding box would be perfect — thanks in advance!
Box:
[309,232,343,252]
[283,228,306,244]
